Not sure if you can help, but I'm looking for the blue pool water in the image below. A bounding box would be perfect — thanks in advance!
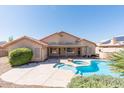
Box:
[54,59,123,78]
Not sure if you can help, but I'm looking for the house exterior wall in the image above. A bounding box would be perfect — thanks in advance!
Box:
[42,33,80,44]
[99,52,113,59]
[0,48,8,57]
[0,32,96,60]
[98,47,124,53]
[5,39,47,61]
[41,46,47,61]
[80,40,96,56]
[97,46,124,59]
[42,32,96,56]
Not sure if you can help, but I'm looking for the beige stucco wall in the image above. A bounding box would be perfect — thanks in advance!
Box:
[99,47,124,53]
[96,47,100,54]
[80,40,96,56]
[81,47,86,56]
[99,52,113,59]
[42,33,79,44]
[97,46,124,59]
[41,46,47,61]
[42,33,96,56]
[0,48,8,57]
[5,39,47,61]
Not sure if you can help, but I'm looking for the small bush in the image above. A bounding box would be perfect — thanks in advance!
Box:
[67,75,124,88]
[9,48,33,66]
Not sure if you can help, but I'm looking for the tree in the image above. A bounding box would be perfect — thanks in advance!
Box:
[110,49,124,76]
[8,36,13,42]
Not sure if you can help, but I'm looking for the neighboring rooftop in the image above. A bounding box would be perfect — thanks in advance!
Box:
[101,36,124,44]
[0,41,6,45]
[98,35,124,47]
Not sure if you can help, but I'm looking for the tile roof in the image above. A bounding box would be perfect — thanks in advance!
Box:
[2,36,48,48]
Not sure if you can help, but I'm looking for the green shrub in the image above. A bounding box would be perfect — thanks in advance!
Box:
[9,48,33,66]
[67,75,124,88]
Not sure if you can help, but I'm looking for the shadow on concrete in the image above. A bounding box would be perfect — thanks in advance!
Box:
[13,58,60,68]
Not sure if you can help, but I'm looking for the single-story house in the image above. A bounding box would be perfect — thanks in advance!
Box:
[96,36,124,59]
[0,45,8,57]
[0,31,96,61]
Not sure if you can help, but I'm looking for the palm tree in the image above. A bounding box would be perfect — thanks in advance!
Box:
[110,49,124,76]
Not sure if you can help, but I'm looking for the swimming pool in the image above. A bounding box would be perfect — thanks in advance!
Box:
[54,59,123,78]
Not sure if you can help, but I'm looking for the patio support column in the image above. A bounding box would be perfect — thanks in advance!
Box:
[49,48,51,56]
[65,48,67,57]
[60,47,63,56]
[59,48,61,56]
[80,47,82,56]
[75,48,78,56]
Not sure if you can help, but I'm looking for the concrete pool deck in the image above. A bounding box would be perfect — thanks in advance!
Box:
[0,59,75,88]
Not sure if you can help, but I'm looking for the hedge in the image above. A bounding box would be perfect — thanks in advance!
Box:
[9,48,33,66]
[67,75,124,88]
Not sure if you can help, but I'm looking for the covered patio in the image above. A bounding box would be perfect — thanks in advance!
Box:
[47,45,88,57]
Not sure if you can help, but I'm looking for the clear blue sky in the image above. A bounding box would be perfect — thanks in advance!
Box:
[0,6,124,43]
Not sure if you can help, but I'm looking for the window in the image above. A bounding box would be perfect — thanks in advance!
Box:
[67,48,73,52]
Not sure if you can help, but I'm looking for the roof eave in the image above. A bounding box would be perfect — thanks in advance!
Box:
[2,36,48,48]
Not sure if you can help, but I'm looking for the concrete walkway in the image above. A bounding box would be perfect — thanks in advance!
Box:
[0,59,74,87]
